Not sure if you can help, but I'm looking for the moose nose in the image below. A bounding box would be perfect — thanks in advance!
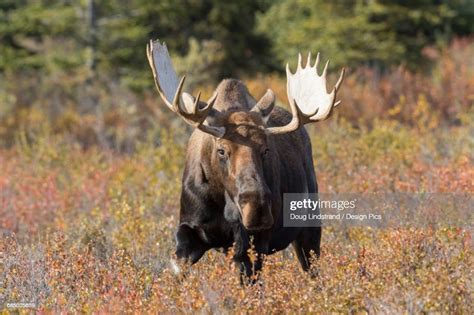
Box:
[240,200,273,231]
[236,172,273,231]
[244,213,274,231]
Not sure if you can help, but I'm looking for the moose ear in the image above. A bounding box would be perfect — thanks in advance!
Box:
[251,89,275,124]
[202,104,223,130]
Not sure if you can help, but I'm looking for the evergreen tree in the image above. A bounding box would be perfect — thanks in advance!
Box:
[257,0,474,70]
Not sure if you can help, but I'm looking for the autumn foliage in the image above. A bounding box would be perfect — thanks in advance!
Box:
[0,40,473,313]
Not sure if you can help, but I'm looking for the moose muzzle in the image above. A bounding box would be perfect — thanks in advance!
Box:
[237,187,273,231]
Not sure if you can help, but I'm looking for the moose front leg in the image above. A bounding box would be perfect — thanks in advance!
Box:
[251,230,271,276]
[232,224,270,284]
[175,223,209,265]
[232,223,253,282]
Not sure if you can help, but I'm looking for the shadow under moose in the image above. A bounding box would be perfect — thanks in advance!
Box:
[146,39,344,282]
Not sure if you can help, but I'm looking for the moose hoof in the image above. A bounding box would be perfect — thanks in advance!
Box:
[169,258,182,275]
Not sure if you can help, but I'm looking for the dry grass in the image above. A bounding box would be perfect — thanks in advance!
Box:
[0,115,472,312]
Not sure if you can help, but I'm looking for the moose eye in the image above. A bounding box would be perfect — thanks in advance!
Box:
[262,148,270,156]
[217,148,226,157]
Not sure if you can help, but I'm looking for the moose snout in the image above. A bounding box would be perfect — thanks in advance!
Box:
[238,190,273,231]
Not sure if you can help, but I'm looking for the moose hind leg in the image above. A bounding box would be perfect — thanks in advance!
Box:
[292,227,321,273]
[292,240,310,271]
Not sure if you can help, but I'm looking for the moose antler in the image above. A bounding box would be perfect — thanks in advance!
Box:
[265,52,344,135]
[146,40,225,138]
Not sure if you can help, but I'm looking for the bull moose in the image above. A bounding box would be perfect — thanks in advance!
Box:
[146,40,344,279]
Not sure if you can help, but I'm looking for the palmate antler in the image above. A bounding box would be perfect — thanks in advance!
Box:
[265,53,345,135]
[146,40,225,138]
[147,39,344,137]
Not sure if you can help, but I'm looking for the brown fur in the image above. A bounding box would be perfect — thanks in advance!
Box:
[176,79,321,279]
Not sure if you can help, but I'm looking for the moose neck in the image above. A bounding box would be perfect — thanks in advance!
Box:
[212,79,256,112]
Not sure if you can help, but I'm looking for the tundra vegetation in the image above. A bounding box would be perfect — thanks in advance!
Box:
[0,0,473,313]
